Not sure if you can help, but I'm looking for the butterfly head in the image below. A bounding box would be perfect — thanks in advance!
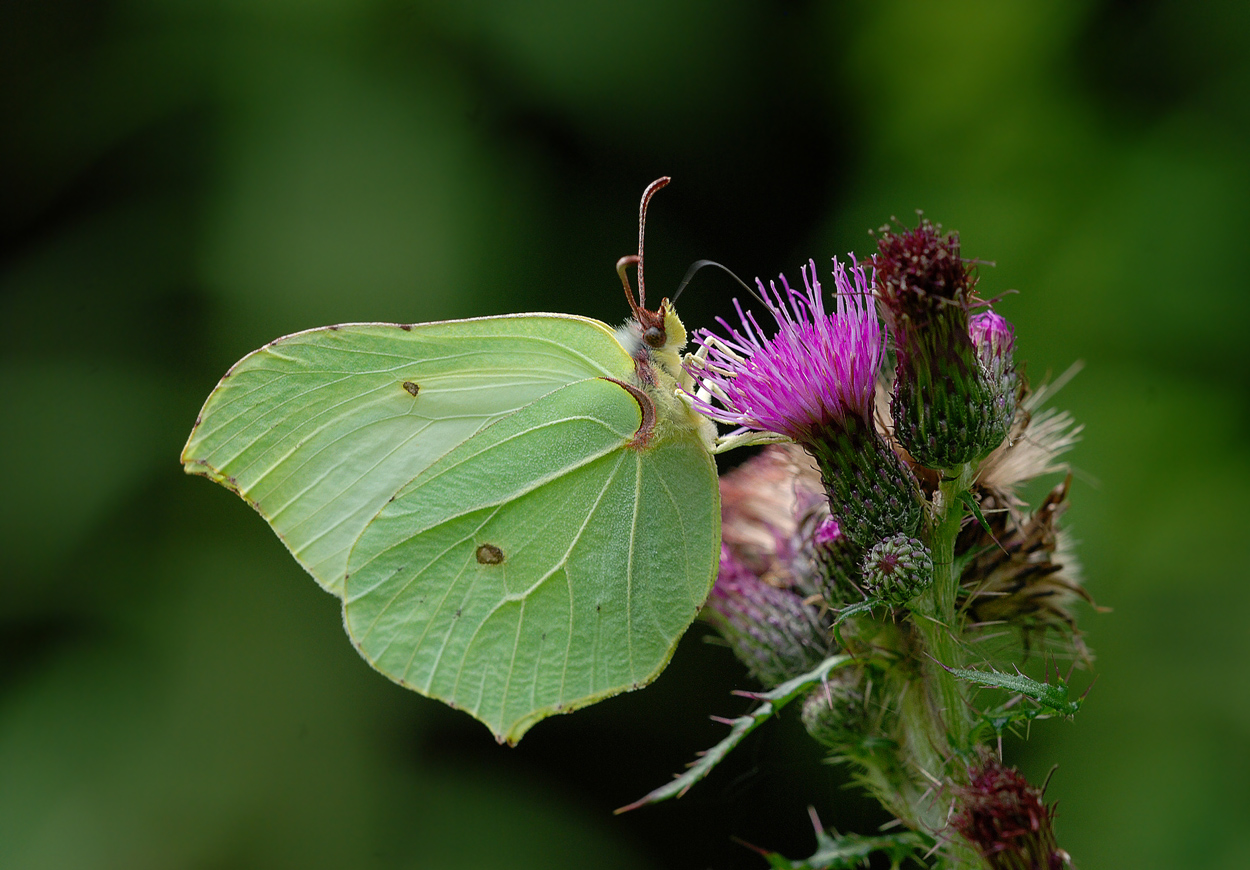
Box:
[632,296,686,349]
[617,177,691,365]
[616,297,687,366]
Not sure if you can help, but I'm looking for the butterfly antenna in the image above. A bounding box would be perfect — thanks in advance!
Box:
[635,176,670,311]
[674,259,768,308]
[617,254,642,319]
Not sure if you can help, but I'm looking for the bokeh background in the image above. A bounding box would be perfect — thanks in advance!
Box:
[3,1,1248,867]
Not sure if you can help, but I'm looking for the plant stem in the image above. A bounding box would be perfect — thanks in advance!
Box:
[941,463,977,751]
[897,463,989,867]
[912,462,977,764]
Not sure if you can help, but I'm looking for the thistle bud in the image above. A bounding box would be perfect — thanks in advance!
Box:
[800,667,869,749]
[811,516,863,607]
[952,752,1070,870]
[969,308,1020,438]
[969,308,1015,368]
[861,533,933,606]
[873,219,1008,467]
[705,546,831,687]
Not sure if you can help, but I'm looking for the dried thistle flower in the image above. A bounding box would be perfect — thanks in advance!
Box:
[958,478,1091,655]
[960,368,1091,652]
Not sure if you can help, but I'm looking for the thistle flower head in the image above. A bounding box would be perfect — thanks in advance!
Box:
[707,446,837,686]
[686,258,882,443]
[872,219,1009,468]
[687,257,920,546]
[873,217,976,325]
[952,752,1069,870]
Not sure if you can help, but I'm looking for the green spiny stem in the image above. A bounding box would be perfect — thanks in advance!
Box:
[895,462,980,845]
[920,462,977,752]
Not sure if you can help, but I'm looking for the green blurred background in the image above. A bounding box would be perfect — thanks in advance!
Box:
[3,1,1247,867]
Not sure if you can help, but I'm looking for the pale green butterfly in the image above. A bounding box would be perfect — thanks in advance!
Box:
[181,178,721,744]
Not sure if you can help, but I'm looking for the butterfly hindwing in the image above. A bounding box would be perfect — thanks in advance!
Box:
[342,377,720,743]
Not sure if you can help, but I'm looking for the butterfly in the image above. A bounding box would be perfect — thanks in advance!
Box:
[181,178,721,744]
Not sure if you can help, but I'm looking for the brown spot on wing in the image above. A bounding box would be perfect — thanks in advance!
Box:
[476,544,504,565]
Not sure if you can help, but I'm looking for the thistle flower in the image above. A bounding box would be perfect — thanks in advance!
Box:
[951,752,1070,870]
[686,258,879,440]
[717,443,825,593]
[874,219,1008,468]
[705,545,831,687]
[687,258,921,548]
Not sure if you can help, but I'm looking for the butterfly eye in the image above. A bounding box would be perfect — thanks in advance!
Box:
[643,326,665,348]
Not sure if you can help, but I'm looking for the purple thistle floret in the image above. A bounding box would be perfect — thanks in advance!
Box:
[968,307,1019,439]
[969,309,1016,365]
[814,516,843,548]
[687,258,882,442]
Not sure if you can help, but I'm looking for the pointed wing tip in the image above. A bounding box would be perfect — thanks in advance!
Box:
[180,454,234,487]
[498,716,538,747]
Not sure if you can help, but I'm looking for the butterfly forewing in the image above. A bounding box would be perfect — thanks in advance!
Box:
[181,316,634,596]
[342,377,720,743]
